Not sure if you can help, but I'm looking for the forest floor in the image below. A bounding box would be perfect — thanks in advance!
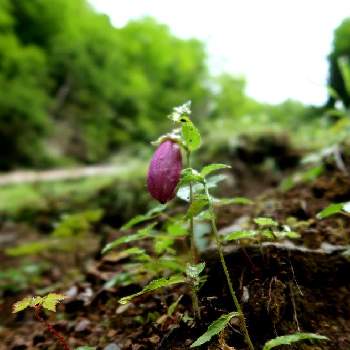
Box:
[1,140,350,350]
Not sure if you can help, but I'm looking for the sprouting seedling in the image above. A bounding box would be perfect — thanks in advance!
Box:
[12,293,70,350]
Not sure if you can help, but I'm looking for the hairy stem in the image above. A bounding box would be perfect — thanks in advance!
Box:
[187,151,199,264]
[34,306,71,350]
[205,184,254,350]
[186,150,201,319]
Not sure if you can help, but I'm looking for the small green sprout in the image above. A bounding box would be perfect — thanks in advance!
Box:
[13,294,70,350]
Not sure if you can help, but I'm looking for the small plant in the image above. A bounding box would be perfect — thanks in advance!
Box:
[12,293,70,350]
[103,102,254,349]
[263,332,328,350]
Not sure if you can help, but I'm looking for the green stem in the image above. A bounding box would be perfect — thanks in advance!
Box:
[187,152,199,264]
[186,150,201,319]
[205,184,254,350]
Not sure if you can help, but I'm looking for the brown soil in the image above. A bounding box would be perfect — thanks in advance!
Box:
[1,145,350,350]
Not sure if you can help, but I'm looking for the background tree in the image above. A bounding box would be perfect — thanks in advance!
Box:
[0,0,209,168]
[328,18,350,108]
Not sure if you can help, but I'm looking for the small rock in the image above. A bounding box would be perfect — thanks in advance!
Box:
[104,343,121,350]
[75,319,91,333]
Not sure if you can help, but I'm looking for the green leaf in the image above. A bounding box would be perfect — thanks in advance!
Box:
[225,230,258,241]
[301,165,324,182]
[195,209,214,221]
[12,297,32,313]
[254,217,278,227]
[186,262,206,279]
[154,236,175,254]
[186,196,208,219]
[282,231,300,239]
[214,197,253,206]
[119,275,186,304]
[121,204,167,230]
[102,223,156,254]
[167,222,188,237]
[167,295,183,316]
[263,332,328,350]
[276,226,300,239]
[180,168,204,186]
[31,296,45,307]
[200,164,231,177]
[42,293,65,312]
[75,347,96,350]
[182,120,201,151]
[338,56,350,96]
[6,240,53,257]
[104,272,134,289]
[317,203,344,219]
[190,312,239,347]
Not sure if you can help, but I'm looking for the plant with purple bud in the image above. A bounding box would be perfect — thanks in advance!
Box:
[150,102,255,348]
[102,102,254,349]
[147,139,182,204]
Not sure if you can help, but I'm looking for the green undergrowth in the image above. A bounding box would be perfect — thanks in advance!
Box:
[0,157,148,221]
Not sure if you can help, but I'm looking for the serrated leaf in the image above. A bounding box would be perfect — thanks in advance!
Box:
[182,120,201,151]
[263,332,328,350]
[30,296,44,307]
[12,297,32,313]
[6,240,53,257]
[102,223,156,254]
[254,217,278,227]
[119,275,186,304]
[186,262,205,279]
[190,312,239,347]
[225,230,258,241]
[317,203,344,219]
[200,164,231,177]
[42,293,65,312]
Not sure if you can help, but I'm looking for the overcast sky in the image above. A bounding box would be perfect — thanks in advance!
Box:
[89,0,350,105]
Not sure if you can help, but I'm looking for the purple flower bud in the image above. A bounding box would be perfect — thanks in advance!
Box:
[147,140,182,203]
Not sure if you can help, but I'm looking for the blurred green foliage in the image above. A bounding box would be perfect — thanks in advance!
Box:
[0,0,208,168]
[1,0,350,170]
[328,18,350,108]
